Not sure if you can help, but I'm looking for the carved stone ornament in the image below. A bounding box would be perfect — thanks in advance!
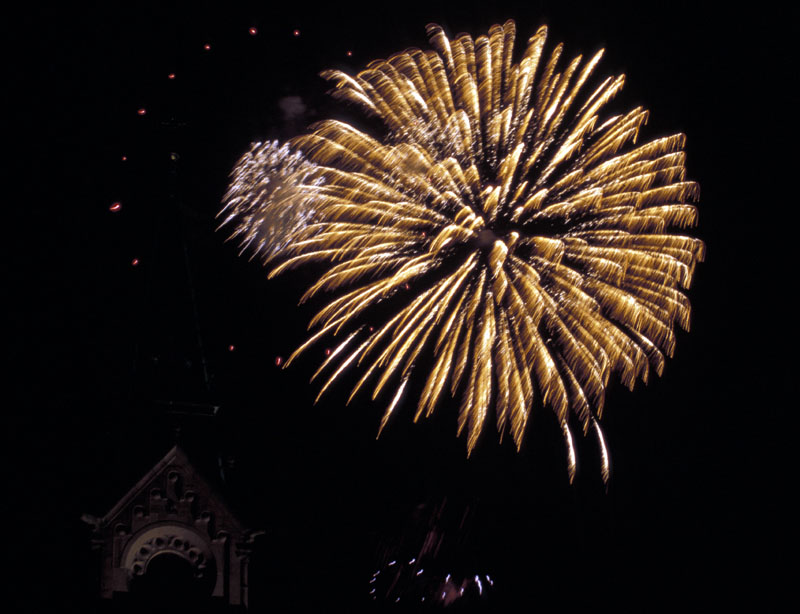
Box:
[122,524,216,582]
[83,446,261,608]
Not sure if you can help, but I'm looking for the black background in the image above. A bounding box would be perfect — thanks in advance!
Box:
[12,1,788,611]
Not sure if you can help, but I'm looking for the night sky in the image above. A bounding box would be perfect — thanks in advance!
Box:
[13,1,788,611]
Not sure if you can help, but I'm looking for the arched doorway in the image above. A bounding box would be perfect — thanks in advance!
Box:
[129,552,214,610]
[85,446,258,609]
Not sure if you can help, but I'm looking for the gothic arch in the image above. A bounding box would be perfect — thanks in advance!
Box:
[121,523,216,589]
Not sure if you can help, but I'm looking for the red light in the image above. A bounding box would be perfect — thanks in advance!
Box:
[325,348,331,356]
[228,344,235,352]
[275,356,283,366]
[131,258,139,266]
[404,283,410,290]
[293,29,300,37]
[137,108,146,116]
[203,43,211,50]
[346,50,353,57]
[369,326,375,332]
[109,202,121,212]
[249,27,257,35]
[421,231,426,238]
[121,155,127,161]
[168,73,176,80]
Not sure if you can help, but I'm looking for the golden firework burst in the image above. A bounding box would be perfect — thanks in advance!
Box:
[221,21,704,481]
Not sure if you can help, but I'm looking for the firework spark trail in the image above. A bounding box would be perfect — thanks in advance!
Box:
[221,21,705,481]
[221,140,321,260]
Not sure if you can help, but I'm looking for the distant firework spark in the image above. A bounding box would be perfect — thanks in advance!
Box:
[222,21,704,481]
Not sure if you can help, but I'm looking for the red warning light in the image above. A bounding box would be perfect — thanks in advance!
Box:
[293,29,300,37]
[346,50,353,57]
[137,108,146,116]
[131,258,139,266]
[167,73,176,80]
[325,348,331,356]
[249,27,258,35]
[275,356,283,366]
[203,43,211,50]
[228,344,235,352]
[121,155,127,161]
[109,202,122,212]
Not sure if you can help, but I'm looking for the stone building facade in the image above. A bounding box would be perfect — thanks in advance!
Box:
[84,445,260,609]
